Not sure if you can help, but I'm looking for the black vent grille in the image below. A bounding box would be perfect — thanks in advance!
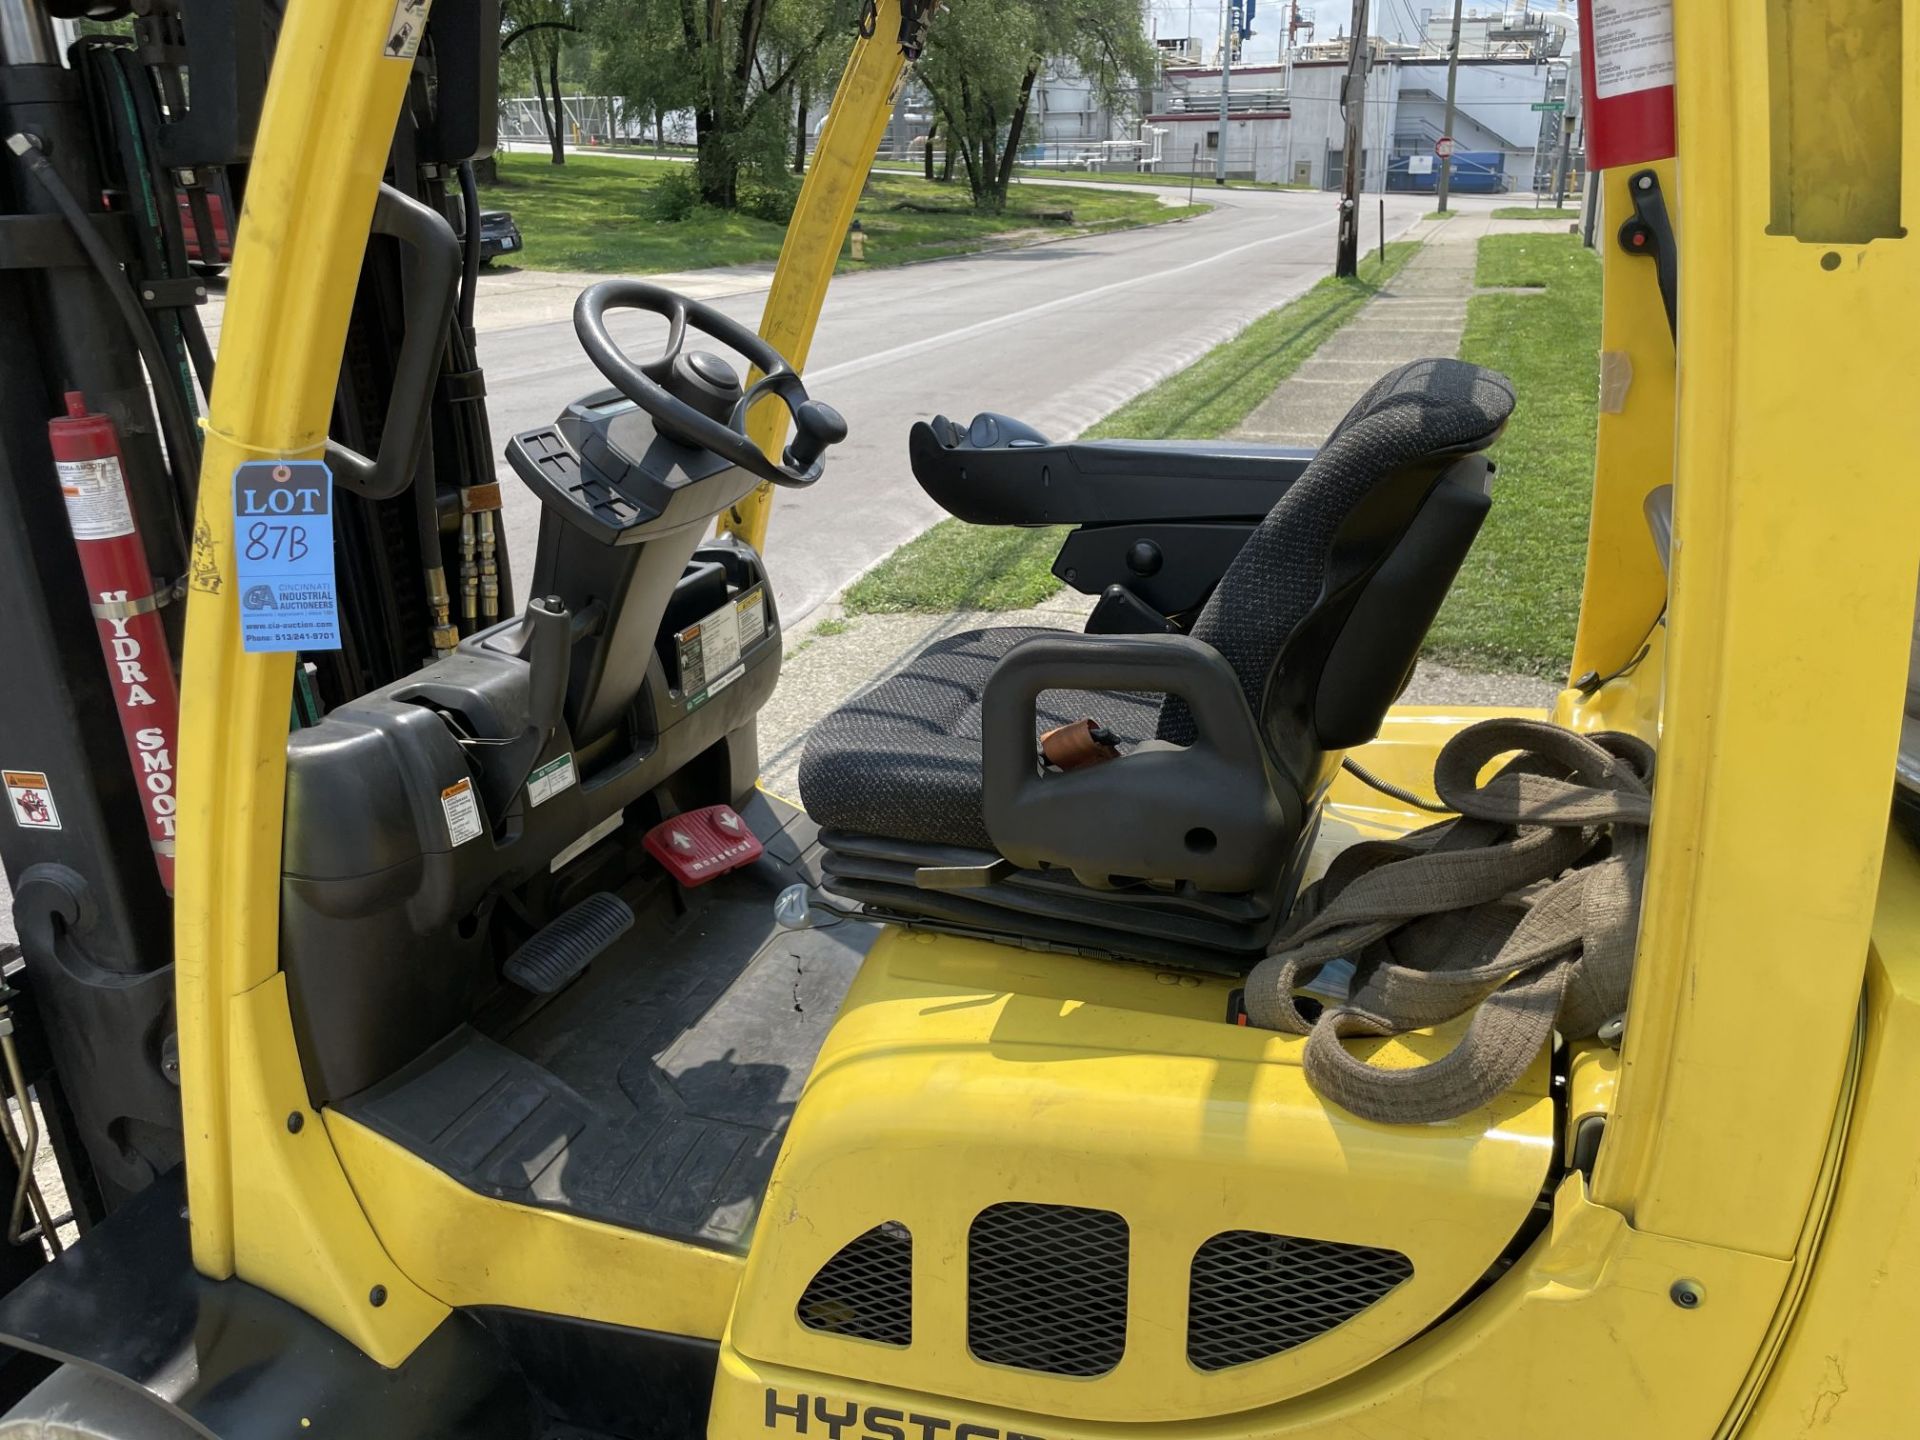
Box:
[797,1222,913,1346]
[968,1202,1129,1376]
[1187,1230,1413,1371]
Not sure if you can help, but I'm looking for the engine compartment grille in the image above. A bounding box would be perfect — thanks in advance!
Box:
[967,1201,1130,1377]
[1187,1229,1413,1371]
[797,1221,914,1346]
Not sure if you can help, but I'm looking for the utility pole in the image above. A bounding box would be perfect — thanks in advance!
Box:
[1434,0,1463,213]
[1334,0,1370,276]
[1215,0,1234,185]
[1551,62,1579,207]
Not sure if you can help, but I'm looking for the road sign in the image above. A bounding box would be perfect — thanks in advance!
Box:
[1532,100,1566,112]
[1434,136,1456,159]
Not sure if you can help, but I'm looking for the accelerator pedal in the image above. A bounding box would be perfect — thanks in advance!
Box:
[503,892,635,994]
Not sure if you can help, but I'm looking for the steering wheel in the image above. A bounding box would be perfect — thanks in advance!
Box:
[573,279,846,488]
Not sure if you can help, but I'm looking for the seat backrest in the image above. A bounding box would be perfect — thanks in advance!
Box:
[1158,358,1514,791]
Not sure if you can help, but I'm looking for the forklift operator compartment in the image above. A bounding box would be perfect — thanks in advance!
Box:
[278,274,1556,1431]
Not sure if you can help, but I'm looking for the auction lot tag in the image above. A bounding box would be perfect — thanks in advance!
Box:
[233,461,342,653]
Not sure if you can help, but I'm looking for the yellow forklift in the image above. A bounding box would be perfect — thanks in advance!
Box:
[0,1,1916,1437]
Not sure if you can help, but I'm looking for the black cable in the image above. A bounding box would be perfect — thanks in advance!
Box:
[6,132,202,537]
[456,161,481,334]
[1341,756,1453,814]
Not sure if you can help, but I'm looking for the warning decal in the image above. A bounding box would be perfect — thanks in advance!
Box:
[385,0,432,59]
[4,771,61,831]
[1591,0,1674,100]
[441,776,483,847]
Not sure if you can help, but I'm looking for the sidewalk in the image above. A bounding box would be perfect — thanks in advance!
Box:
[1233,211,1488,445]
[756,210,1561,786]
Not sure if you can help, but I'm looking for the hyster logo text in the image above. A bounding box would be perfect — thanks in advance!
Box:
[764,1389,1046,1440]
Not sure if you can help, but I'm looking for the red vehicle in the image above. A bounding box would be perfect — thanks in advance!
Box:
[178,189,232,267]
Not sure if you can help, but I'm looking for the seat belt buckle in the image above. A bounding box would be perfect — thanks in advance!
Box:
[642,804,764,886]
[1039,718,1121,771]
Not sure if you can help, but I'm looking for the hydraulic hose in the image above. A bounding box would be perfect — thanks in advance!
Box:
[6,131,202,532]
[457,159,481,333]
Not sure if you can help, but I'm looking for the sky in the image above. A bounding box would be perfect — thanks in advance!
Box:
[1144,1,1528,67]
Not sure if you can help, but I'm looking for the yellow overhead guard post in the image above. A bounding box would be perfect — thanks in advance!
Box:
[720,0,911,553]
[173,0,447,1367]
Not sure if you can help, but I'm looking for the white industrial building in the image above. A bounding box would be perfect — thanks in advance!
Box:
[1145,48,1573,190]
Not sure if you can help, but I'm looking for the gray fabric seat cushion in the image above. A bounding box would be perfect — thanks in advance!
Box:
[798,627,1162,850]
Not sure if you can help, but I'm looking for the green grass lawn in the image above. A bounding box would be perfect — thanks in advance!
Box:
[1423,209,1456,220]
[479,153,1201,276]
[844,243,1420,616]
[1491,206,1580,220]
[1422,233,1601,675]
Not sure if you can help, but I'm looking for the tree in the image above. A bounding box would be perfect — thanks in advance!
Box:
[589,0,856,207]
[915,0,1157,211]
[503,0,587,166]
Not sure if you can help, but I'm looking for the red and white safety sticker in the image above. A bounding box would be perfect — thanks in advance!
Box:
[4,770,62,831]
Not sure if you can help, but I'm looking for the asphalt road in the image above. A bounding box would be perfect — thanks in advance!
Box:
[475,181,1435,625]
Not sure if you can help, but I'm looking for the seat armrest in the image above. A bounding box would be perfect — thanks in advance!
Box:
[981,633,1300,893]
[910,416,1313,526]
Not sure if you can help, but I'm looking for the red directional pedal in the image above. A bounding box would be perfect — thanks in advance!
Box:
[642,804,764,886]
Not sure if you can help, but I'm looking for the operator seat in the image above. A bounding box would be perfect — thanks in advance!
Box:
[798,358,1515,970]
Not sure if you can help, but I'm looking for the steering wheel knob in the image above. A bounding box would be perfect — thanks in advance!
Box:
[671,350,745,421]
[784,400,849,475]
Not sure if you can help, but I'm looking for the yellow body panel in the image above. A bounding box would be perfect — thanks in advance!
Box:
[1591,1,1920,1259]
[1741,834,1920,1432]
[1561,162,1676,690]
[172,0,442,1362]
[327,1109,742,1339]
[724,928,1553,1424]
[714,1175,1787,1439]
[721,0,908,551]
[230,979,447,1361]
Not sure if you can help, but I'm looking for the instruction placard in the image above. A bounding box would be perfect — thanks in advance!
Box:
[233,461,341,654]
[56,456,136,540]
[527,754,577,808]
[1590,0,1674,100]
[676,586,767,710]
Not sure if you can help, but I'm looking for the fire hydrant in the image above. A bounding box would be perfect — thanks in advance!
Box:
[848,221,866,261]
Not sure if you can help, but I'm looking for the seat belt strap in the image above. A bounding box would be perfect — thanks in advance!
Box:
[1243,718,1655,1124]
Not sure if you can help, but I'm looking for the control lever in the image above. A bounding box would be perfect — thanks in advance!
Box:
[782,400,848,475]
[520,595,571,742]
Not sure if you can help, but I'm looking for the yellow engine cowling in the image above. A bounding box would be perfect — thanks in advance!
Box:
[714,923,1554,1432]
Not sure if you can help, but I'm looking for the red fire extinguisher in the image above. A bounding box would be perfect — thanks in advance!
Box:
[47,392,181,892]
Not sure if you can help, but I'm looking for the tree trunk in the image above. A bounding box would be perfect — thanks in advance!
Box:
[923,121,936,180]
[794,79,809,175]
[655,111,665,153]
[545,43,566,165]
[995,61,1041,207]
[531,58,554,161]
[694,108,736,207]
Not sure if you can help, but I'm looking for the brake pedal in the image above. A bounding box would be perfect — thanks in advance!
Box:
[503,892,635,994]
